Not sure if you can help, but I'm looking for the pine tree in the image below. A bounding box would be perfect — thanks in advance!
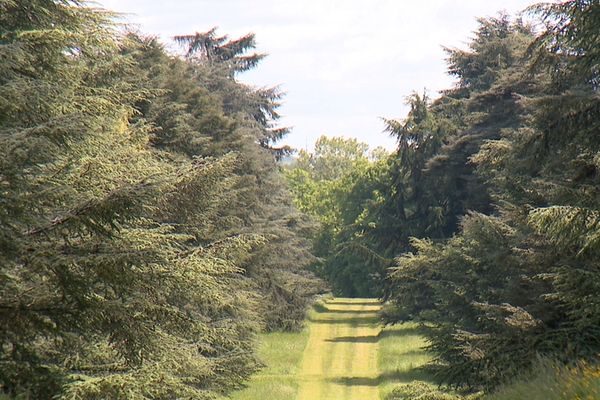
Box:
[129,29,322,331]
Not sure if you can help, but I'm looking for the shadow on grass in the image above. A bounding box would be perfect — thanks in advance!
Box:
[319,308,380,314]
[326,334,427,348]
[325,334,379,344]
[308,315,380,325]
[327,368,432,388]
[378,325,422,339]
[313,303,380,315]
[312,302,330,313]
[328,376,380,387]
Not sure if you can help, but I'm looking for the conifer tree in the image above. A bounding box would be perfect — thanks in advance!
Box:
[0,2,269,398]
[385,2,600,390]
[128,29,322,331]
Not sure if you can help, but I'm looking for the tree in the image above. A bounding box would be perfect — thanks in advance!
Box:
[285,136,390,296]
[385,3,600,390]
[127,29,323,331]
[174,28,266,75]
[0,3,316,398]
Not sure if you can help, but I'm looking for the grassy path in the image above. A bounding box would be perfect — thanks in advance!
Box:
[227,297,434,400]
[296,298,381,400]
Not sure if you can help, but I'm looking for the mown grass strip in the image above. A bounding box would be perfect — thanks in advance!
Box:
[225,329,309,400]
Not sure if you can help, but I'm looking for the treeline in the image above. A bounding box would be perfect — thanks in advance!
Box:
[0,1,323,398]
[286,0,600,393]
[285,136,390,297]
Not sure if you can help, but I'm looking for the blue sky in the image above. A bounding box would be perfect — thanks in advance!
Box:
[98,0,540,152]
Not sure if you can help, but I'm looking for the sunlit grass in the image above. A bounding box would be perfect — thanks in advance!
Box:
[223,324,309,400]
[221,305,600,400]
[485,360,600,400]
[376,322,433,399]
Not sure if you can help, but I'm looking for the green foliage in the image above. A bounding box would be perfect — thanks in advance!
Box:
[224,315,310,400]
[0,2,319,398]
[389,213,542,389]
[444,13,532,93]
[125,30,323,332]
[174,27,266,74]
[377,322,434,398]
[387,382,480,400]
[285,136,390,297]
[528,0,600,88]
[485,359,600,400]
[383,1,600,392]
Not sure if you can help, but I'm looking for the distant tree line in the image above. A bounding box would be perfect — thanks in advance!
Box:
[0,1,323,398]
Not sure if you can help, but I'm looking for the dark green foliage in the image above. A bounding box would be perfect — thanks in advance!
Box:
[528,0,600,88]
[174,28,266,74]
[0,1,319,398]
[352,19,533,298]
[386,381,479,400]
[166,30,323,330]
[384,1,600,391]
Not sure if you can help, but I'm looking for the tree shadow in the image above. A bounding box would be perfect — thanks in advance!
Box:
[312,302,331,313]
[325,334,379,344]
[328,368,432,388]
[328,376,380,387]
[313,302,381,315]
[377,368,432,384]
[320,308,380,314]
[309,315,380,325]
[378,325,422,339]
[326,300,380,306]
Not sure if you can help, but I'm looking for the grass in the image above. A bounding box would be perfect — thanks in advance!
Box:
[225,298,385,400]
[296,297,381,399]
[376,322,434,399]
[485,359,600,400]
[376,322,479,400]
[224,299,471,400]
[377,332,600,400]
[224,328,309,400]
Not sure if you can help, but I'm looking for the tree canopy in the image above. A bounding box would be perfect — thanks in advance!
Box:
[2,0,599,397]
[0,1,321,398]
[381,1,600,390]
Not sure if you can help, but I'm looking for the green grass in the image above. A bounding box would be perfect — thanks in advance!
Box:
[376,322,434,399]
[223,306,600,400]
[376,322,477,400]
[224,300,473,400]
[485,360,600,400]
[224,328,309,400]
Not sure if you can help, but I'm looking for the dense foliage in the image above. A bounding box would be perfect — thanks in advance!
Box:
[382,0,600,392]
[285,136,390,297]
[0,1,320,398]
[2,0,599,397]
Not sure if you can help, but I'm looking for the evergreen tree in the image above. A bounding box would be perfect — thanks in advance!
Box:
[385,2,600,390]
[128,29,322,331]
[0,3,310,398]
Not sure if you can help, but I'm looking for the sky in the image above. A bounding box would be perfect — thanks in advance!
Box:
[97,0,540,152]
